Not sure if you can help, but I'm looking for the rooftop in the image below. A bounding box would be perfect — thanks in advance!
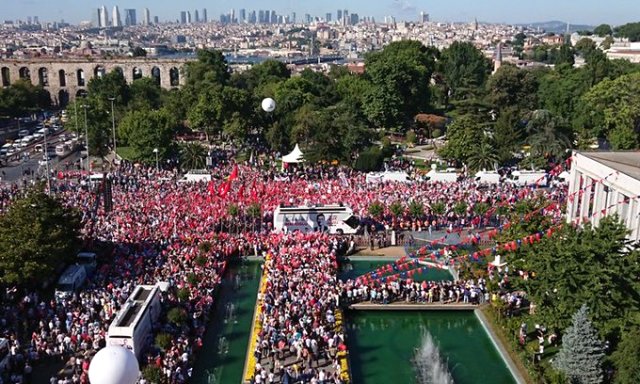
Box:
[580,151,640,181]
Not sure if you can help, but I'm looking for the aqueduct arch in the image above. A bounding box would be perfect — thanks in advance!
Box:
[0,58,189,105]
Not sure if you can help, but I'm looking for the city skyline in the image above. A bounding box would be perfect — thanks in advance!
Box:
[1,0,639,26]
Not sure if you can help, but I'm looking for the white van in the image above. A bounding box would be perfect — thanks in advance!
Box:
[273,204,361,235]
[426,169,460,183]
[506,170,548,187]
[178,170,212,183]
[366,171,413,184]
[55,265,87,301]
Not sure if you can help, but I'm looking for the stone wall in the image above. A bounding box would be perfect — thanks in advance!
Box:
[0,57,190,106]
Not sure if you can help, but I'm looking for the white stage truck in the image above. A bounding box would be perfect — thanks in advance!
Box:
[273,204,361,235]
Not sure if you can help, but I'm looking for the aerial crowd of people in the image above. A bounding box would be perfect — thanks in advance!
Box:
[0,159,567,384]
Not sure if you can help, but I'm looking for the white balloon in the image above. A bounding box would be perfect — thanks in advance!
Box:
[261,98,276,112]
[88,346,140,384]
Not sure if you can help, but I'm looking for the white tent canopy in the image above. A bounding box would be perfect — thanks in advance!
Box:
[282,144,305,164]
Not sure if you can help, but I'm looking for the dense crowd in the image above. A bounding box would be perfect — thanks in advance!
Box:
[0,161,567,384]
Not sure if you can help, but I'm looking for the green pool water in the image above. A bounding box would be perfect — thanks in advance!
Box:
[344,260,515,384]
[341,259,453,282]
[191,260,262,384]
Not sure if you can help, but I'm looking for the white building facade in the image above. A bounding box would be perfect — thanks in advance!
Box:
[566,151,640,241]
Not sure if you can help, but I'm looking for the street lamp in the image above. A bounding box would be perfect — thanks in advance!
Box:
[43,123,51,194]
[108,96,117,157]
[82,104,89,172]
[153,148,159,171]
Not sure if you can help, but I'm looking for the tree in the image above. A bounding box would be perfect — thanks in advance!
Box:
[119,107,177,163]
[579,72,640,149]
[486,64,539,112]
[438,115,485,165]
[574,38,597,57]
[555,44,576,67]
[0,80,51,116]
[87,69,130,109]
[611,327,640,384]
[552,304,605,384]
[232,59,290,91]
[389,201,405,218]
[184,49,230,87]
[493,108,523,164]
[368,201,384,218]
[364,40,437,128]
[440,42,492,101]
[131,46,147,57]
[179,142,207,170]
[0,189,81,286]
[128,77,163,111]
[408,200,424,219]
[467,139,498,171]
[614,22,640,42]
[594,24,613,37]
[524,109,571,163]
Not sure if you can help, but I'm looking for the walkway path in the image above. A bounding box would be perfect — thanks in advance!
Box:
[350,302,476,311]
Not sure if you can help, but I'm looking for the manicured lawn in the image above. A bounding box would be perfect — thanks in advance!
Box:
[116,146,135,161]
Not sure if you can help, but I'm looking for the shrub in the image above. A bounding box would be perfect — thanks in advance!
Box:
[177,288,190,302]
[432,128,442,138]
[155,332,172,351]
[142,365,164,383]
[368,201,384,218]
[167,307,188,326]
[389,201,404,218]
[406,130,417,145]
[354,147,383,172]
[195,254,207,267]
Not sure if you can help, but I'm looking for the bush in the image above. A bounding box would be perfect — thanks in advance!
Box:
[142,365,164,383]
[167,307,188,326]
[432,128,442,138]
[195,254,207,267]
[368,201,384,218]
[354,147,384,172]
[177,288,190,302]
[155,332,172,351]
[186,273,198,285]
[406,130,417,145]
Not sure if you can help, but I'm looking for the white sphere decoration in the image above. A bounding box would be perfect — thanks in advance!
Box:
[88,346,140,384]
[261,97,276,113]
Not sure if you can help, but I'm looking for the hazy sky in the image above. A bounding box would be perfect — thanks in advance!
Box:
[3,0,639,25]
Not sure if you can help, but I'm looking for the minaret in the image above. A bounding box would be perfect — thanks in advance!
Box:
[493,42,503,74]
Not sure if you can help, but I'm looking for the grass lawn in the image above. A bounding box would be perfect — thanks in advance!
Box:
[116,146,135,161]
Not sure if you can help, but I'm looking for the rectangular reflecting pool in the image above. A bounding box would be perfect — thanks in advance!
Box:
[191,260,262,384]
[344,260,515,384]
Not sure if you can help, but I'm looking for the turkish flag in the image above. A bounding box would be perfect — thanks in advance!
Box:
[218,181,231,198]
[228,164,238,181]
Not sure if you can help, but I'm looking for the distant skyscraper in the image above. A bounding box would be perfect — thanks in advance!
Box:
[325,13,332,22]
[350,13,359,25]
[291,12,296,23]
[343,9,349,25]
[180,11,187,24]
[239,9,246,23]
[186,11,192,24]
[337,9,342,21]
[263,10,269,23]
[202,8,207,22]
[143,8,151,25]
[271,10,277,24]
[33,16,38,24]
[112,6,122,27]
[99,5,108,28]
[419,11,429,23]
[194,9,199,23]
[304,14,311,24]
[231,9,235,23]
[249,10,256,24]
[124,9,136,26]
[153,16,159,24]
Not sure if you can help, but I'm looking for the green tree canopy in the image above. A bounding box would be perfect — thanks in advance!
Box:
[486,64,539,112]
[185,49,230,88]
[438,114,485,165]
[593,24,613,37]
[0,80,51,117]
[0,189,81,286]
[119,107,177,163]
[440,41,492,101]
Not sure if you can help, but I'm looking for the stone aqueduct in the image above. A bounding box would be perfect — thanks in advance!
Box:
[0,58,191,106]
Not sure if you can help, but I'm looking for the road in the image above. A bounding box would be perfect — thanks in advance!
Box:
[0,130,83,185]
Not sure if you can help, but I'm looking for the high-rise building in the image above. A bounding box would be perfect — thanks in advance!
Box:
[112,6,122,27]
[270,10,277,24]
[342,9,349,25]
[99,5,109,28]
[325,13,332,22]
[263,10,269,23]
[186,11,192,24]
[231,9,236,23]
[180,11,187,24]
[143,8,151,25]
[350,13,359,25]
[194,10,199,23]
[239,9,246,23]
[153,16,159,24]
[249,10,256,23]
[304,14,311,24]
[202,8,207,22]
[291,12,296,24]
[419,11,429,23]
[337,9,342,21]
[124,9,136,26]
[258,10,264,23]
